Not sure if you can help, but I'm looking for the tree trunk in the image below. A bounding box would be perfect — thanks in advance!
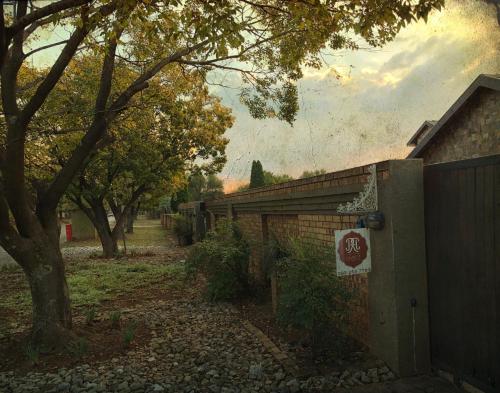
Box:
[1,210,73,351]
[99,228,119,258]
[125,203,139,234]
[90,201,119,258]
[26,242,73,351]
[72,197,119,258]
[125,209,134,234]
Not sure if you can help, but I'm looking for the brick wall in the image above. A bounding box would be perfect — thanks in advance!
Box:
[422,89,500,163]
[297,214,369,344]
[266,214,299,243]
[236,213,265,280]
[205,162,390,347]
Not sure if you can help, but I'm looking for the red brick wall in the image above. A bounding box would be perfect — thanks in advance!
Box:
[205,162,390,346]
[267,214,299,243]
[236,213,265,279]
[297,214,369,344]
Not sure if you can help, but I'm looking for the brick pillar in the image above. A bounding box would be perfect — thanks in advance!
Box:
[227,203,234,221]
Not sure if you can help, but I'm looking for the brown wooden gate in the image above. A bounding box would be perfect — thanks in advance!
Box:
[424,155,500,393]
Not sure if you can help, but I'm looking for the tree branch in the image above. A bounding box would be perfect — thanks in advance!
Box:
[106,39,210,120]
[94,26,123,120]
[23,39,70,59]
[110,184,146,239]
[0,2,28,118]
[40,38,210,211]
[20,2,117,125]
[0,2,6,69]
[7,0,92,37]
[174,28,295,68]
[0,182,29,265]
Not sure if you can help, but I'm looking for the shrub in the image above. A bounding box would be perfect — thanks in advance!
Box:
[173,215,193,246]
[273,238,353,357]
[66,337,89,358]
[109,310,122,329]
[185,219,250,301]
[262,235,289,280]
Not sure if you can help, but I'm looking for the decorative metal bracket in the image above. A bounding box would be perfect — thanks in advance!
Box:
[337,164,378,213]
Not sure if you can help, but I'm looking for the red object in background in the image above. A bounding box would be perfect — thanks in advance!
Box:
[65,224,72,242]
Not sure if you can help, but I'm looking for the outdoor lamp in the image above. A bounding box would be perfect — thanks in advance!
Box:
[365,211,385,230]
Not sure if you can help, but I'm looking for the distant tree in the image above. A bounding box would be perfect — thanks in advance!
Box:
[249,161,257,188]
[203,175,224,201]
[171,188,189,213]
[187,174,207,202]
[263,171,294,185]
[187,173,224,201]
[190,174,224,200]
[300,169,328,179]
[236,184,250,193]
[249,160,265,188]
[158,196,172,214]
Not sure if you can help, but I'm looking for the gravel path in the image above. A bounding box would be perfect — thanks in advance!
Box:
[0,297,459,393]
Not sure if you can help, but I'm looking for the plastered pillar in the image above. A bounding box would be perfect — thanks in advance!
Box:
[368,159,430,376]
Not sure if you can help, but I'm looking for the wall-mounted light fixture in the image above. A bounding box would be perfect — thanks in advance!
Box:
[364,211,385,230]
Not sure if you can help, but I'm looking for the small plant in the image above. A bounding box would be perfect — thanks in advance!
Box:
[109,310,122,329]
[84,306,97,325]
[173,215,193,246]
[24,343,39,365]
[66,337,89,359]
[274,238,353,358]
[126,265,148,273]
[185,219,250,301]
[0,263,21,273]
[122,321,137,347]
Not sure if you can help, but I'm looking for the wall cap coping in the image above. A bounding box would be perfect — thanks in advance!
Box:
[210,160,391,203]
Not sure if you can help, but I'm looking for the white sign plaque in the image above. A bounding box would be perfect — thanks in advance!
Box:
[335,228,372,276]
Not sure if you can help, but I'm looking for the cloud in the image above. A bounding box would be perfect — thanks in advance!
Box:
[216,0,500,186]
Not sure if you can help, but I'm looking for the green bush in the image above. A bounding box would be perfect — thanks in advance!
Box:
[122,321,137,347]
[273,238,352,357]
[185,219,250,301]
[173,215,193,245]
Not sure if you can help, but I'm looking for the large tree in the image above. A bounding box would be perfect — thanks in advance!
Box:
[0,0,444,349]
[28,54,231,257]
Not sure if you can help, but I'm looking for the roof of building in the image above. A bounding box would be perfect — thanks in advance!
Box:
[406,120,437,146]
[407,74,500,158]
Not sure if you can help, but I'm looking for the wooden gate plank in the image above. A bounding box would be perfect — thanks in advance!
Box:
[494,164,500,392]
[424,156,500,392]
[462,166,476,382]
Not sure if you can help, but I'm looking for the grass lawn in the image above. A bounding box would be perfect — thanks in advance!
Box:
[0,219,188,339]
[61,218,167,249]
[2,260,184,312]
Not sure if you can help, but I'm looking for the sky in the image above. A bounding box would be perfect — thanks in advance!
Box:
[208,0,500,192]
[27,0,500,192]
